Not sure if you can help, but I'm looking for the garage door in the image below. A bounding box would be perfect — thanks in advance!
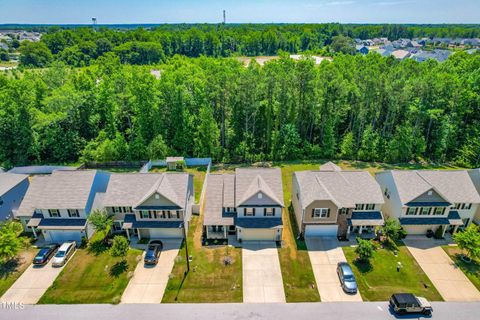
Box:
[305,225,338,237]
[140,228,183,239]
[241,228,278,241]
[44,230,83,243]
[403,225,436,235]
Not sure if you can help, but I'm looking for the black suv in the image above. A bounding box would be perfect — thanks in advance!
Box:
[144,240,163,265]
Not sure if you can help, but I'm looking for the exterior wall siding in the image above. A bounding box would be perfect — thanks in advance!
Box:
[0,178,29,221]
[304,200,339,224]
[375,172,404,220]
[291,175,304,233]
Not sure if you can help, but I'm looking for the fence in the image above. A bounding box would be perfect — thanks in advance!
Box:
[8,165,78,175]
[150,157,212,167]
[81,161,147,170]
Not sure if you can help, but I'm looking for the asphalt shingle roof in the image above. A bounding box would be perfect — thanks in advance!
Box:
[203,174,235,226]
[0,173,28,196]
[16,176,49,217]
[235,168,284,207]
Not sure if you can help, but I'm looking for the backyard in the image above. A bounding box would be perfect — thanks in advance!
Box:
[443,246,480,291]
[0,247,37,297]
[38,235,142,304]
[343,242,443,301]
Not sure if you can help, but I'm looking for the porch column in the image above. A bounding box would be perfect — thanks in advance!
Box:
[358,226,363,234]
[137,228,141,240]
[125,228,130,240]
[206,227,209,239]
[442,226,447,237]
[453,225,459,234]
[224,226,227,238]
[347,226,351,236]
[31,227,37,239]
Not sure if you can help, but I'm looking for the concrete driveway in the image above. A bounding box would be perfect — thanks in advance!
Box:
[242,241,285,303]
[306,237,362,302]
[0,257,69,304]
[404,239,480,301]
[121,239,182,303]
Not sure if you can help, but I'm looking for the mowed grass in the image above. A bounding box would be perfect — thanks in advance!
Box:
[162,215,242,303]
[0,247,37,297]
[343,242,443,301]
[443,246,480,291]
[38,241,142,304]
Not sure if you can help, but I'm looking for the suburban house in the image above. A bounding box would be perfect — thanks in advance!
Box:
[15,170,110,243]
[292,162,385,238]
[467,169,480,224]
[101,172,194,240]
[376,170,480,236]
[0,173,29,221]
[203,168,284,242]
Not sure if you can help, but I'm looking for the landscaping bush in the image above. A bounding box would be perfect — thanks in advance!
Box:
[434,225,444,239]
[453,225,480,262]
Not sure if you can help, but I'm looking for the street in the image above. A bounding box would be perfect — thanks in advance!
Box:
[1,302,479,320]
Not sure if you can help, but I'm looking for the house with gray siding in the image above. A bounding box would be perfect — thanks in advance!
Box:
[0,173,29,221]
[467,169,480,224]
[15,170,110,243]
[203,168,284,242]
[101,172,194,240]
[376,170,480,236]
[292,162,385,238]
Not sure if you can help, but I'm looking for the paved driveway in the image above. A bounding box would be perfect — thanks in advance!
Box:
[404,239,480,301]
[0,257,69,304]
[242,241,285,303]
[306,237,362,302]
[121,239,181,303]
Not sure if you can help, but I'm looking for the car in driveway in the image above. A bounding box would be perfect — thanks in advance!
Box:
[144,240,163,265]
[389,293,433,316]
[33,244,59,266]
[51,242,76,267]
[337,262,358,294]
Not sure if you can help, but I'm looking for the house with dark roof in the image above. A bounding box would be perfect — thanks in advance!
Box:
[203,168,284,242]
[102,172,194,240]
[15,170,110,243]
[292,162,385,238]
[0,173,29,221]
[376,170,480,236]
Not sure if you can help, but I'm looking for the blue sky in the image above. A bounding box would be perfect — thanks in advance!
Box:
[1,0,479,24]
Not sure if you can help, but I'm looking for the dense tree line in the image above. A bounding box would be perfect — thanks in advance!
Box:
[1,51,479,168]
[15,23,480,67]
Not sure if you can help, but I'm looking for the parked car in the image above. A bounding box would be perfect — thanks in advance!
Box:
[33,244,59,266]
[51,242,76,267]
[144,240,163,265]
[389,293,433,316]
[336,262,358,294]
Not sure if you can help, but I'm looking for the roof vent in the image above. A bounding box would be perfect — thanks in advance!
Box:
[258,193,263,199]
[428,191,433,196]
[155,193,160,199]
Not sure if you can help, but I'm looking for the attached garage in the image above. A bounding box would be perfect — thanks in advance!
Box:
[139,228,183,239]
[43,229,83,243]
[403,225,438,236]
[305,224,338,237]
[238,228,281,241]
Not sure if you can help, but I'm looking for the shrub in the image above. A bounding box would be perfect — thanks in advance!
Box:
[355,238,374,262]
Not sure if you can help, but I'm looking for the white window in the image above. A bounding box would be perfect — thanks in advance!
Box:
[366,204,375,210]
[113,207,120,213]
[48,209,60,217]
[433,207,445,215]
[67,209,80,217]
[171,211,178,218]
[406,207,417,215]
[258,193,263,199]
[264,208,274,216]
[141,211,149,219]
[245,208,255,216]
[462,203,472,210]
[339,208,348,215]
[355,204,365,210]
[312,208,330,219]
[454,203,462,210]
[420,207,431,215]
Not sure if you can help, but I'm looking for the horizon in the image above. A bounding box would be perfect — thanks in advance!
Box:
[1,0,479,25]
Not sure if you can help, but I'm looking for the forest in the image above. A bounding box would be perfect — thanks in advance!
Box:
[12,23,480,67]
[1,49,479,168]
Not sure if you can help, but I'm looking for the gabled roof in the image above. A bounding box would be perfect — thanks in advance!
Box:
[382,170,480,205]
[295,168,384,209]
[319,162,342,172]
[203,174,236,226]
[235,168,284,207]
[102,172,190,209]
[0,173,28,196]
[16,176,49,217]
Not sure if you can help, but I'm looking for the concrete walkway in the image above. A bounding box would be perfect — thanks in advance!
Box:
[0,257,68,304]
[121,239,182,304]
[404,239,480,302]
[242,241,285,303]
[306,237,362,302]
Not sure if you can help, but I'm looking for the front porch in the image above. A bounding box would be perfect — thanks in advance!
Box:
[204,225,236,240]
[346,211,384,239]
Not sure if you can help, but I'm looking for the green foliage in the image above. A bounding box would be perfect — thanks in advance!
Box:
[434,225,444,239]
[355,238,375,262]
[0,49,9,62]
[110,236,129,259]
[381,218,407,243]
[339,132,355,159]
[453,225,480,261]
[0,221,24,263]
[331,35,355,55]
[19,41,53,67]
[147,134,169,160]
[87,209,113,234]
[114,41,165,65]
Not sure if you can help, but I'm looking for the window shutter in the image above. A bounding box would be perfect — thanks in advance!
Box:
[264,208,267,216]
[326,209,330,217]
[253,208,256,216]
[312,209,315,218]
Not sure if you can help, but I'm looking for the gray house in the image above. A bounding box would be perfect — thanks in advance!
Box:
[203,168,284,242]
[0,173,29,221]
[15,170,110,243]
[102,172,194,240]
[376,170,480,236]
[292,162,385,238]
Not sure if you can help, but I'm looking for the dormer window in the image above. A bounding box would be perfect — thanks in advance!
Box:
[427,190,433,195]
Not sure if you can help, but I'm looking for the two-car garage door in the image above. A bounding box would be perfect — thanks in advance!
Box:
[43,230,83,243]
[240,228,279,241]
[139,228,183,239]
[305,225,338,237]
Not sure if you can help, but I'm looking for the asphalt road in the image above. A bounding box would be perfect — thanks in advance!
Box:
[1,302,479,320]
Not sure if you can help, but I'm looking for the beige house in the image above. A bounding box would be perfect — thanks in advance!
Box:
[292,162,385,238]
[203,168,284,242]
[376,170,480,236]
[102,172,194,240]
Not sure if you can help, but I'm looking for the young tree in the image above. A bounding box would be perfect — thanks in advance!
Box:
[339,131,355,159]
[147,134,169,160]
[87,209,113,235]
[453,225,480,261]
[381,218,406,244]
[0,221,24,262]
[110,236,129,259]
[355,238,374,262]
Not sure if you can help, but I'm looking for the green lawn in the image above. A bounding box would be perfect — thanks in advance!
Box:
[162,215,243,302]
[0,248,37,297]
[343,242,443,301]
[38,239,142,304]
[443,246,480,291]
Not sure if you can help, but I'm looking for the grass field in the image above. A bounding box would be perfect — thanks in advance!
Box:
[0,247,37,297]
[38,236,142,304]
[343,242,443,301]
[443,246,480,291]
